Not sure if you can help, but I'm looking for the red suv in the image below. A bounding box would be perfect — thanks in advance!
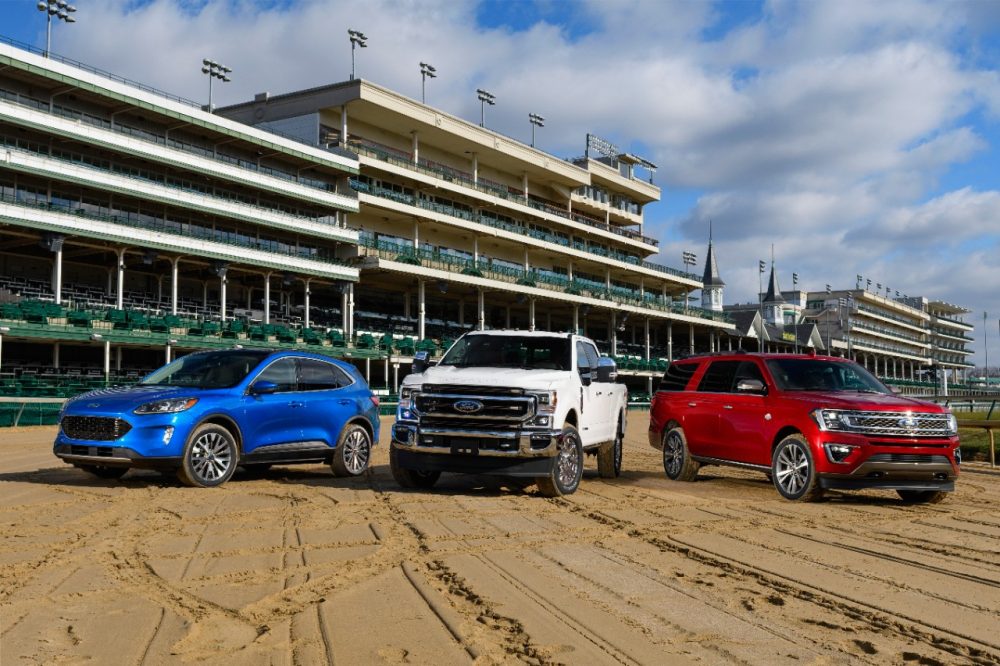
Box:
[648,352,960,503]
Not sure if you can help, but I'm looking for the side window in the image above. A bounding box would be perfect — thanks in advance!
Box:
[575,341,594,374]
[255,358,298,393]
[659,362,698,392]
[298,359,350,391]
[583,344,601,369]
[696,361,741,393]
[734,361,765,385]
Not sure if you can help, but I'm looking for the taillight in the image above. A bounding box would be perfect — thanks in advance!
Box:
[371,394,380,407]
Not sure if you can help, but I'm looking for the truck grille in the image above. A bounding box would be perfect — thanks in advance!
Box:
[415,391,534,423]
[867,454,951,464]
[421,384,526,396]
[61,416,132,441]
[838,411,954,438]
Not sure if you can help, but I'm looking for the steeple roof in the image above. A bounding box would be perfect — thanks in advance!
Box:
[764,263,785,303]
[702,224,725,287]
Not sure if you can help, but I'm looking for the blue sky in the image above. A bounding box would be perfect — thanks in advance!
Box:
[2,0,1000,367]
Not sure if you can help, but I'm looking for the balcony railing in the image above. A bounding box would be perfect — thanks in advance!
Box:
[351,178,695,282]
[0,86,350,196]
[358,233,730,324]
[0,191,355,271]
[855,304,924,329]
[348,138,660,248]
[850,321,926,346]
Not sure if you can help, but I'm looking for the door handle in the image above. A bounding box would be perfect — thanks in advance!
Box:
[687,402,697,407]
[337,399,352,405]
[723,405,734,410]
[288,401,305,408]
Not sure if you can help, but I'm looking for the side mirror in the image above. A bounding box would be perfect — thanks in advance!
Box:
[579,368,593,387]
[735,378,766,394]
[249,380,279,395]
[889,385,901,394]
[411,351,430,375]
[596,357,617,383]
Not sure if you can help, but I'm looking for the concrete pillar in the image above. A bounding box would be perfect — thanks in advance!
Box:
[413,219,419,250]
[171,257,180,316]
[473,237,479,264]
[53,342,60,369]
[522,172,529,198]
[611,312,617,356]
[667,321,674,362]
[547,310,552,331]
[304,279,311,329]
[202,281,208,310]
[246,286,253,310]
[393,363,400,392]
[103,340,111,385]
[505,306,511,329]
[689,324,695,355]
[165,341,172,364]
[54,247,63,305]
[644,318,650,361]
[116,248,126,310]
[340,104,348,141]
[404,292,411,320]
[220,273,227,322]
[529,298,536,331]
[568,261,574,281]
[347,284,355,339]
[523,247,530,271]
[471,153,478,184]
[411,131,419,164]
[477,289,485,330]
[418,280,426,340]
[365,357,370,382]
[573,305,579,334]
[263,273,271,324]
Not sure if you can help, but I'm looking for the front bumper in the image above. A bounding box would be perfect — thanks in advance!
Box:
[53,410,197,466]
[391,422,562,476]
[813,432,959,492]
[53,443,181,470]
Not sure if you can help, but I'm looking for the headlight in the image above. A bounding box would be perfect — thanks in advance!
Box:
[134,398,198,414]
[945,413,957,436]
[811,408,849,431]
[399,386,420,409]
[530,391,557,414]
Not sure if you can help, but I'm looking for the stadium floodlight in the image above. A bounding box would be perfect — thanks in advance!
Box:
[476,88,495,127]
[420,62,436,104]
[37,0,76,59]
[682,251,697,314]
[349,29,368,80]
[529,113,545,147]
[201,58,232,113]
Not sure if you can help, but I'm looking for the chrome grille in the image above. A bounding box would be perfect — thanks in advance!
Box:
[61,416,132,441]
[867,454,951,464]
[840,411,953,438]
[415,392,534,423]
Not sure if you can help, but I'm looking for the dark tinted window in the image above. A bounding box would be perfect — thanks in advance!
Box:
[299,359,351,391]
[140,350,269,389]
[255,358,298,393]
[440,335,571,370]
[697,360,741,393]
[734,361,765,385]
[659,362,699,392]
[582,343,600,369]
[765,358,890,393]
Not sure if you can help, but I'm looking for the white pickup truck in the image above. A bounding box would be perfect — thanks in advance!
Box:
[390,330,628,496]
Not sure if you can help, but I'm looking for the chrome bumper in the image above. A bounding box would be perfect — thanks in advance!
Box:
[391,423,562,458]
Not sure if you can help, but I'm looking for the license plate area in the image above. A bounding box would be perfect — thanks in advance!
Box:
[418,435,519,454]
[450,438,479,456]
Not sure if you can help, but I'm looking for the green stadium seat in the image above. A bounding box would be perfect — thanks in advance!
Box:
[302,328,323,345]
[327,329,346,348]
[397,337,416,355]
[356,333,376,350]
[222,320,245,339]
[106,309,129,330]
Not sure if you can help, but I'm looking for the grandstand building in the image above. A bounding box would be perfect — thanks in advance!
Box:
[0,38,733,404]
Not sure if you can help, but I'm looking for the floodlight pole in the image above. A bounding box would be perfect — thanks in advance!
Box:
[420,62,436,104]
[37,0,77,59]
[349,29,368,80]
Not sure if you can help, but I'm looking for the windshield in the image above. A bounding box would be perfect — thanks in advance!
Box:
[439,335,571,370]
[140,351,270,389]
[765,358,890,394]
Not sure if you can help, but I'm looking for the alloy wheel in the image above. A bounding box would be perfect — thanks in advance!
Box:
[190,431,233,483]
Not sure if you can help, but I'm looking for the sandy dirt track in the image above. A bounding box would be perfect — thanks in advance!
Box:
[2,415,1000,665]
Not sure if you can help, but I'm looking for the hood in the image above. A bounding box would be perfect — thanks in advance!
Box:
[65,384,210,412]
[783,390,947,412]
[405,365,569,390]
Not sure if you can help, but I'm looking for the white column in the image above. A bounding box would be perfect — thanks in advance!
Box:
[263,273,271,324]
[365,357,370,382]
[116,346,122,371]
[418,280,426,340]
[473,237,479,264]
[53,342,60,369]
[54,247,63,305]
[667,321,674,361]
[304,279,311,329]
[477,288,485,331]
[568,261,574,281]
[644,318,650,361]
[220,273,227,322]
[523,247,530,271]
[689,324,695,355]
[522,172,529,198]
[347,284,355,339]
[340,104,348,141]
[611,312,617,356]
[116,248,126,310]
[171,257,180,316]
[529,298,536,332]
[573,305,579,334]
[411,131,419,164]
[413,219,419,249]
[165,341,172,365]
[393,363,399,392]
[103,340,111,385]
[471,153,478,184]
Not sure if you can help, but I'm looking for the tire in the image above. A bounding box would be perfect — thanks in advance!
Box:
[389,445,441,489]
[537,426,584,497]
[897,489,948,504]
[176,423,238,488]
[662,426,699,481]
[771,434,824,501]
[77,464,128,480]
[597,418,624,479]
[331,423,372,477]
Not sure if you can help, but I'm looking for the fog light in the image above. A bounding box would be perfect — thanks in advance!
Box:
[533,415,550,427]
[955,447,962,466]
[824,443,857,464]
[162,426,174,445]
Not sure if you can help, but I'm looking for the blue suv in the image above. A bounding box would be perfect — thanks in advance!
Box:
[53,349,380,487]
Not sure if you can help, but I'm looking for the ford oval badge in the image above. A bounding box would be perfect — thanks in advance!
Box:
[899,416,918,428]
[454,399,484,414]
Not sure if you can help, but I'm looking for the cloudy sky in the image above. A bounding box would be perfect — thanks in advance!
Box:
[4,0,1000,367]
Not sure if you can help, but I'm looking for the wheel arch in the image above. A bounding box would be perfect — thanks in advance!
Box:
[563,409,578,428]
[196,414,245,455]
[344,415,375,445]
[771,426,804,457]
